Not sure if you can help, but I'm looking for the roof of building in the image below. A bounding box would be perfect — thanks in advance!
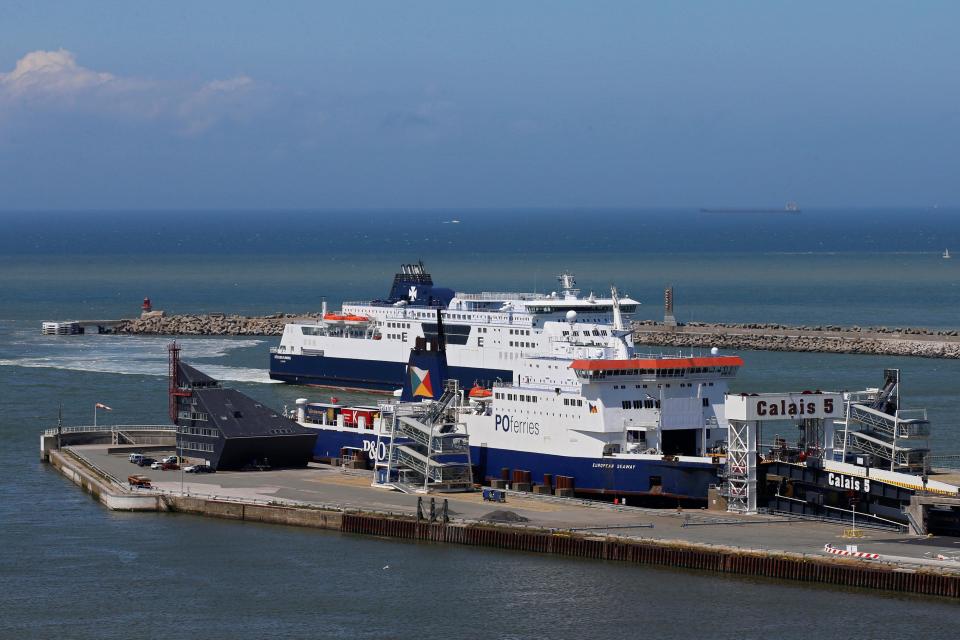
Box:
[178,362,220,388]
[192,387,315,438]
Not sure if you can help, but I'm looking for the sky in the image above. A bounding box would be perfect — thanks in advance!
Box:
[0,1,958,210]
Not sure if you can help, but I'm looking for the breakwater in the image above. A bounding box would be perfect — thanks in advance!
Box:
[114,313,319,336]
[633,321,960,359]
[113,313,960,358]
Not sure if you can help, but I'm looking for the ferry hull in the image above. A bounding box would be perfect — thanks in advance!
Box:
[270,353,512,393]
[307,427,718,501]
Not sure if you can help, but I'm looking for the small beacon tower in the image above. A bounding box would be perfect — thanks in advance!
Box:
[663,286,677,327]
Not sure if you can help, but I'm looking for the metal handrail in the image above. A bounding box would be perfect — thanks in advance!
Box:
[41,424,176,437]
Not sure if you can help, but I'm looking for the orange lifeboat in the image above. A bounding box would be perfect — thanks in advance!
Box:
[322,313,348,326]
[469,385,493,399]
[343,314,370,326]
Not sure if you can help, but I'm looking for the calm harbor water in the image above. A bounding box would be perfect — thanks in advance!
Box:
[2,209,960,637]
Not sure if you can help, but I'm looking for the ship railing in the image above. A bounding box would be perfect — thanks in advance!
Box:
[454,291,551,301]
[41,424,176,437]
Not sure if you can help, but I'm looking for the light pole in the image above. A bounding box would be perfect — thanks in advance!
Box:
[178,427,185,495]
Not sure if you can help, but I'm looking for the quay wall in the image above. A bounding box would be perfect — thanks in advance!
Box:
[44,448,960,599]
[165,495,343,530]
[341,514,960,599]
[112,313,960,358]
[48,450,163,511]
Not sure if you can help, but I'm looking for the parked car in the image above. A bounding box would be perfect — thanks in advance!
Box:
[137,457,156,467]
[184,464,215,474]
[160,455,184,465]
[150,460,163,470]
[161,461,179,470]
[129,453,144,464]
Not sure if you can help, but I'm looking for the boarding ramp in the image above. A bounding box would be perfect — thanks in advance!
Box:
[838,370,931,473]
[379,380,474,493]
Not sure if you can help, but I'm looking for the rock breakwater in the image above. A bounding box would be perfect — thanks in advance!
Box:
[632,321,960,359]
[113,313,960,358]
[114,313,322,336]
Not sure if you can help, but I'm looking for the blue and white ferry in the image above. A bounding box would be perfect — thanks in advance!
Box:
[269,263,640,392]
[291,292,742,502]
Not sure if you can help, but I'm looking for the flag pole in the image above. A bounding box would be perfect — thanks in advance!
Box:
[94,403,97,428]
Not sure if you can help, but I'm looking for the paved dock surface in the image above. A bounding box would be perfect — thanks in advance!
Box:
[77,445,960,568]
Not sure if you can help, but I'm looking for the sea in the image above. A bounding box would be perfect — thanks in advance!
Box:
[2,208,960,638]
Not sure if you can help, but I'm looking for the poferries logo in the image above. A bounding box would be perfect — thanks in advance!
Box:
[495,414,540,436]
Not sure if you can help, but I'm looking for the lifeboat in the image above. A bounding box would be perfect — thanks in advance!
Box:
[322,313,348,326]
[468,385,493,399]
[343,314,371,327]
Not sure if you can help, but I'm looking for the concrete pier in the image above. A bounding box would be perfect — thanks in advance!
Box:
[42,441,960,599]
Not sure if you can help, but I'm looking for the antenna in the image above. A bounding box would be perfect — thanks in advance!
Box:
[610,285,624,331]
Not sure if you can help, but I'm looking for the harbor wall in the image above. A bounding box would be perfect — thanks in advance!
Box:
[164,495,343,530]
[341,514,960,598]
[112,313,960,358]
[43,449,960,599]
[114,313,320,336]
[632,321,960,359]
[48,450,163,511]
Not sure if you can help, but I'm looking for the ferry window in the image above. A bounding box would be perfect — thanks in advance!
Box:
[621,401,630,409]
[644,400,654,409]
[702,397,710,407]
[633,400,642,409]
[563,399,569,405]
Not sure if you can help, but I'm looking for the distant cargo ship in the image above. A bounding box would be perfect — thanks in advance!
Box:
[700,202,801,214]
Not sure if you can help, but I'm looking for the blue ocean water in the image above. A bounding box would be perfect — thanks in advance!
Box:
[2,209,960,637]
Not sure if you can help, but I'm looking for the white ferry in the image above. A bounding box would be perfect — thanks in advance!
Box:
[270,263,640,391]
[292,299,740,501]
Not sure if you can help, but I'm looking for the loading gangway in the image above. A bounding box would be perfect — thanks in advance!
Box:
[837,369,931,473]
[377,380,474,493]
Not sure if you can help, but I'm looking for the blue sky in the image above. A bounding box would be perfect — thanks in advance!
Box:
[0,1,957,210]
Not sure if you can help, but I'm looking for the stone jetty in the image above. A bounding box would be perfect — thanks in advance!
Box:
[113,313,960,358]
[114,313,320,336]
[632,321,960,359]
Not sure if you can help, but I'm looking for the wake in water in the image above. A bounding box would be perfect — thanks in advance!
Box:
[0,333,279,384]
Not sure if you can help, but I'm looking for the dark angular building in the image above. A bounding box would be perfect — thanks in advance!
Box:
[172,360,317,470]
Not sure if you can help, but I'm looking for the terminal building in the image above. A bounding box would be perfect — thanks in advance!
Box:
[169,345,317,470]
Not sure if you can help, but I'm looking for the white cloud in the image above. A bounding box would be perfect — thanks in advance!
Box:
[178,75,259,135]
[0,50,264,134]
[0,49,114,97]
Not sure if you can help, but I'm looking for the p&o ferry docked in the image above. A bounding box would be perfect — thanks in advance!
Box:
[288,288,741,502]
[269,263,640,392]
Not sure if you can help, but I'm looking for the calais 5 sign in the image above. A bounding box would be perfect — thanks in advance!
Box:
[725,393,843,421]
